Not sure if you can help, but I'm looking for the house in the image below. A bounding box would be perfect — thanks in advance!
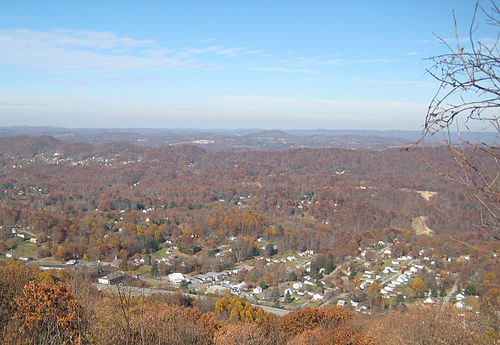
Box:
[253,286,263,294]
[423,297,434,304]
[168,272,185,284]
[206,285,228,295]
[312,293,324,301]
[231,282,246,292]
[98,271,125,285]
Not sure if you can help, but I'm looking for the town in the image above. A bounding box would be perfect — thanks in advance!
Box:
[4,224,485,316]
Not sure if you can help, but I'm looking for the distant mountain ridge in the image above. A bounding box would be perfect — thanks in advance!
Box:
[0,126,496,151]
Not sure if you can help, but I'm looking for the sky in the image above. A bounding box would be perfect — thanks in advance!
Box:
[0,0,496,130]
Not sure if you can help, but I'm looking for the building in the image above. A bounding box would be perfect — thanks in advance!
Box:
[253,286,263,294]
[168,272,185,284]
[98,271,125,285]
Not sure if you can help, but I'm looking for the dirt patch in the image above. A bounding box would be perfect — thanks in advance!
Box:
[417,191,437,201]
[412,216,434,236]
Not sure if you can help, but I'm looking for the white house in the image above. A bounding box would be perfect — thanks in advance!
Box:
[98,271,125,285]
[206,285,228,295]
[253,286,263,294]
[168,272,185,284]
[423,297,434,304]
[312,294,324,301]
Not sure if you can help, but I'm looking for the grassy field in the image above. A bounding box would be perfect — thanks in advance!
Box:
[152,248,169,258]
[10,241,38,258]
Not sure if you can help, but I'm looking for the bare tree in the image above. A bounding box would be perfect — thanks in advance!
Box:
[419,1,500,236]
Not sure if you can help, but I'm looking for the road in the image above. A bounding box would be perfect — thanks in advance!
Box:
[380,259,417,286]
[442,277,459,306]
[92,283,290,316]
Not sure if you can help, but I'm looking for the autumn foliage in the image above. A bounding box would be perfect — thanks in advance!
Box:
[12,280,83,345]
[278,305,353,337]
[0,263,497,345]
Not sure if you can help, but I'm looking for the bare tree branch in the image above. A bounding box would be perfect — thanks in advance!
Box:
[418,1,500,235]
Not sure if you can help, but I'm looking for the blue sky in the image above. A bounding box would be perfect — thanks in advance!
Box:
[0,0,494,130]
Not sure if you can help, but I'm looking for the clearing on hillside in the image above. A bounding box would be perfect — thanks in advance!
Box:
[417,191,437,201]
[411,216,434,236]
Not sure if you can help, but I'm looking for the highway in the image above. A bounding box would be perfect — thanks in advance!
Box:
[92,283,290,316]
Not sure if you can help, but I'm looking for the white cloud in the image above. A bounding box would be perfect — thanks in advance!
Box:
[354,58,398,64]
[0,29,264,72]
[0,28,196,72]
[215,47,245,57]
[317,58,344,65]
[349,78,437,88]
[250,67,320,73]
[44,75,164,85]
[185,46,221,54]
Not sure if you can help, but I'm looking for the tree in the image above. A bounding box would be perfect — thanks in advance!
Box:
[150,261,159,276]
[465,283,478,296]
[367,281,382,309]
[277,306,353,339]
[0,261,37,336]
[412,278,427,297]
[55,246,67,261]
[13,280,84,345]
[120,257,128,271]
[215,296,271,323]
[369,305,488,345]
[420,1,500,235]
[265,243,277,256]
[179,279,189,290]
[213,323,270,345]
[287,327,371,345]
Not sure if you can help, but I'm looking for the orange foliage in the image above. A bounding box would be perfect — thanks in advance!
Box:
[215,296,272,323]
[14,280,83,344]
[214,323,270,345]
[287,326,371,345]
[368,306,487,345]
[278,306,353,338]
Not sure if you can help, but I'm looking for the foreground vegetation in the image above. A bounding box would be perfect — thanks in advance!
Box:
[0,260,496,345]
